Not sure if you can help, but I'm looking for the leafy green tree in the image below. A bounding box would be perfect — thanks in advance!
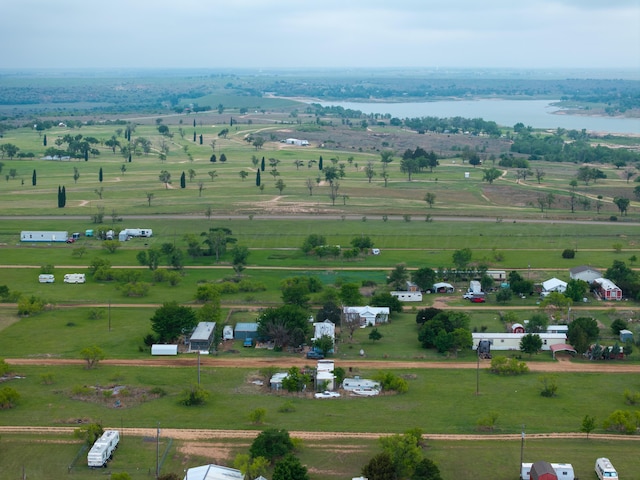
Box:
[351,235,374,253]
[603,409,637,434]
[249,408,267,425]
[257,305,311,349]
[613,197,630,216]
[370,292,403,314]
[249,428,294,464]
[526,313,548,333]
[339,283,363,306]
[565,279,588,301]
[379,433,422,479]
[369,328,383,343]
[567,317,599,354]
[520,333,543,356]
[312,334,335,356]
[412,268,436,292]
[0,386,20,409]
[482,167,502,184]
[362,452,396,480]
[388,264,410,290]
[74,422,104,446]
[180,384,209,406]
[315,301,341,324]
[272,453,309,480]
[495,288,512,304]
[610,318,628,335]
[180,171,186,188]
[301,234,325,254]
[201,227,236,262]
[79,345,105,369]
[231,245,250,276]
[150,301,197,343]
[412,458,443,480]
[32,169,36,186]
[136,248,161,270]
[580,414,596,439]
[415,307,443,325]
[452,248,472,270]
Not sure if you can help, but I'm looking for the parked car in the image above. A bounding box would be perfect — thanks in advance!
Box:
[314,391,340,399]
[66,238,75,243]
[243,338,254,347]
[470,296,486,303]
[306,351,324,360]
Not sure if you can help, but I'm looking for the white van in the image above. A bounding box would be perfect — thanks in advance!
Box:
[595,458,618,479]
[63,273,86,284]
[38,274,55,283]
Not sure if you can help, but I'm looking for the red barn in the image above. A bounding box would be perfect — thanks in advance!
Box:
[531,461,558,480]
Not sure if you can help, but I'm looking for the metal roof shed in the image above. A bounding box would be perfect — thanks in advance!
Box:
[182,464,244,480]
[189,322,216,352]
[234,322,258,340]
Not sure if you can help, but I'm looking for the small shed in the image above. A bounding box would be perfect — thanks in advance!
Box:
[188,322,216,352]
[151,344,178,356]
[234,322,258,341]
[620,329,633,342]
[530,461,557,480]
[222,325,234,341]
[511,323,525,333]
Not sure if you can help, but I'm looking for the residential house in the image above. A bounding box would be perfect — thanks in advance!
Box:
[343,306,390,327]
[569,266,601,284]
[593,278,622,300]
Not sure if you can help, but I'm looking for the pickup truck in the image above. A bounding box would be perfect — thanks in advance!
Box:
[243,338,253,347]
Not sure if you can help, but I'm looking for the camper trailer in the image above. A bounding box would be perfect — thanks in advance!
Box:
[63,273,86,284]
[595,458,618,480]
[38,274,55,283]
[87,430,120,468]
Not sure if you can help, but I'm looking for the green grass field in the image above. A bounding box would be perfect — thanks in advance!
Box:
[1,107,640,479]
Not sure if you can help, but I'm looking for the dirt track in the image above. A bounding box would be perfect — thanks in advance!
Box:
[6,356,640,373]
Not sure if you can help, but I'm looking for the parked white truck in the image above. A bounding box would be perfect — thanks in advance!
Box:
[87,430,120,468]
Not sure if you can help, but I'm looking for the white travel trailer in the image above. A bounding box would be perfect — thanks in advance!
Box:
[595,457,618,479]
[38,274,55,283]
[63,273,86,284]
[391,291,423,302]
[521,462,574,480]
[87,430,120,468]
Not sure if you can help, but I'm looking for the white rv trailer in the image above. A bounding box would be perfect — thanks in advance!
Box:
[521,462,575,480]
[38,274,55,283]
[595,457,618,479]
[87,430,120,468]
[63,273,86,284]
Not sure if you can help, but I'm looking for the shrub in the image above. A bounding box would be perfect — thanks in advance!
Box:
[561,249,575,259]
[476,412,499,432]
[278,401,296,413]
[539,374,559,397]
[623,389,640,405]
[490,356,529,375]
[180,384,209,406]
[249,407,267,425]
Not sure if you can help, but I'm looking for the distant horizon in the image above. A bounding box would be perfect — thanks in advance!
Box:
[2,1,638,71]
[1,66,639,81]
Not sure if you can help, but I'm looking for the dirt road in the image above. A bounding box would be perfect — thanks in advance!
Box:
[6,356,640,373]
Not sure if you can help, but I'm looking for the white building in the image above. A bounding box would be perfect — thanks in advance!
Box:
[343,306,390,327]
[183,464,244,480]
[284,138,309,146]
[312,320,335,342]
[569,266,601,284]
[342,378,381,391]
[541,277,567,296]
[472,332,568,351]
[391,291,423,302]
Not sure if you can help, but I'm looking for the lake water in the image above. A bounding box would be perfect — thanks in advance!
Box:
[316,99,640,134]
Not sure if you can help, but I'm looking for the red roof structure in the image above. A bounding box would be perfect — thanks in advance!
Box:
[550,343,577,359]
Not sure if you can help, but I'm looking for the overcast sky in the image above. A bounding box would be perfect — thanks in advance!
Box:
[2,0,639,71]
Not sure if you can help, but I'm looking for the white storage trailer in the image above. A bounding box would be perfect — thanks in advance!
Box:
[87,430,120,468]
[521,462,575,480]
[64,273,85,284]
[21,231,68,242]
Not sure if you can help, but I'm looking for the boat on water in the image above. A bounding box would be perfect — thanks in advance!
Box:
[351,388,380,396]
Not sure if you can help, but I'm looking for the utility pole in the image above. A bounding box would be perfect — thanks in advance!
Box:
[475,346,480,396]
[108,299,111,332]
[520,424,526,476]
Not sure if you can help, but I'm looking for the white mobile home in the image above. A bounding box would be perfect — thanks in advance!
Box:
[188,322,216,352]
[21,231,68,242]
[63,273,86,284]
[472,333,567,351]
[342,378,381,391]
[391,291,423,302]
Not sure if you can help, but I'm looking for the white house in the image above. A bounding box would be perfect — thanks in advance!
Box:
[569,265,601,284]
[183,464,244,480]
[541,277,567,296]
[312,320,335,342]
[284,138,309,146]
[343,306,390,327]
[472,333,568,351]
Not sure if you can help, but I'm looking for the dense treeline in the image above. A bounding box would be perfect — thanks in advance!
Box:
[511,131,640,164]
